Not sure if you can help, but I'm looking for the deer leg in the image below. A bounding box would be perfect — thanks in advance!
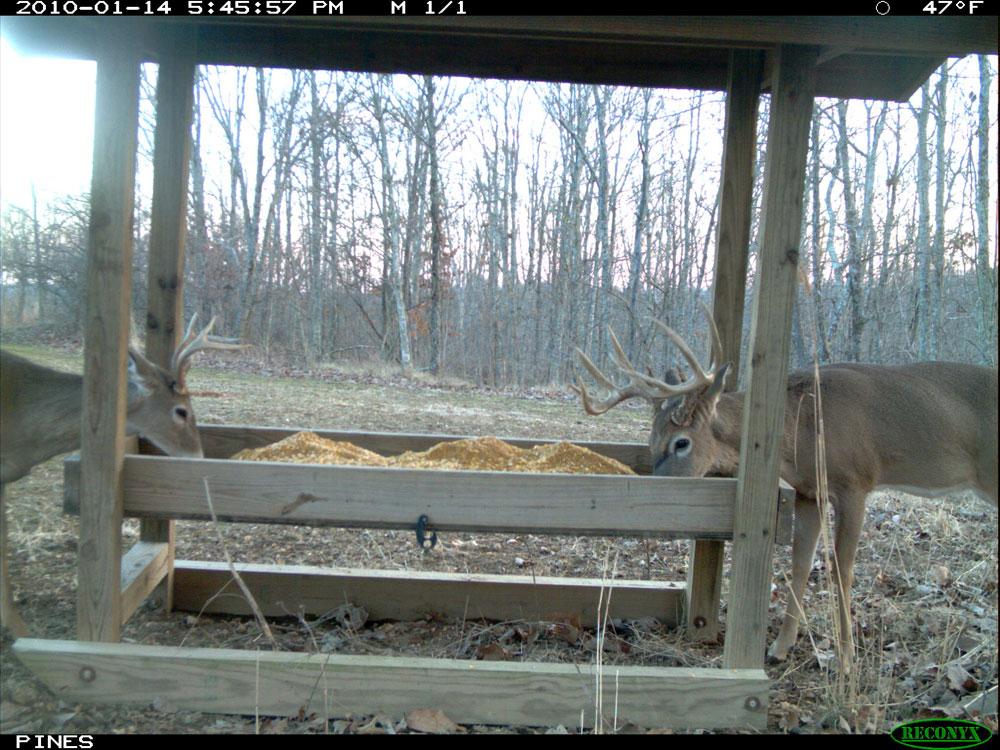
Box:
[830,490,867,671]
[1,487,29,638]
[768,493,821,662]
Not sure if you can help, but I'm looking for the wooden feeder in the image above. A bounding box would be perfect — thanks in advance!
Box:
[3,16,995,731]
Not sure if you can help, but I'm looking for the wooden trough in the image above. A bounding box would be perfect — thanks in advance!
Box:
[45,425,792,730]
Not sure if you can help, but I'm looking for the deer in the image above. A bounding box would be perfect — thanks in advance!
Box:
[0,315,246,638]
[572,303,998,667]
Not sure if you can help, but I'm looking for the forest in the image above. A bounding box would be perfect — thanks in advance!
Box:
[1,54,996,386]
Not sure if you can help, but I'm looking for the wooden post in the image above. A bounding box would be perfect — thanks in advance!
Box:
[687,49,763,642]
[78,45,141,643]
[723,44,816,670]
[143,46,197,617]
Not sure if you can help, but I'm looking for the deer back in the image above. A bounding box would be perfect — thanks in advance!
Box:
[780,362,998,505]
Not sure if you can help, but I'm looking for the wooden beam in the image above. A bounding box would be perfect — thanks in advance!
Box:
[145,46,196,368]
[78,45,141,644]
[120,541,171,626]
[14,638,769,730]
[114,455,743,539]
[7,16,994,63]
[723,45,817,671]
[3,17,988,101]
[142,43,197,618]
[687,48,763,643]
[172,562,685,628]
[64,447,793,539]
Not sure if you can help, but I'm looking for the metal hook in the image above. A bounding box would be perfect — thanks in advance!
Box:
[415,514,437,549]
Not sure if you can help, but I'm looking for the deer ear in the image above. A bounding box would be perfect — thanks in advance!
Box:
[704,361,733,407]
[127,349,154,398]
[650,365,684,416]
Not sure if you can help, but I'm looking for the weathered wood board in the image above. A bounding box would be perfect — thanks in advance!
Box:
[171,562,686,628]
[63,427,792,542]
[14,638,769,730]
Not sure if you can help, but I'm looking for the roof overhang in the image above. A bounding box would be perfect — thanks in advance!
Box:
[2,16,996,101]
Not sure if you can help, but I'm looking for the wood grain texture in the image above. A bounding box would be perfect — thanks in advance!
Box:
[145,46,195,368]
[64,433,791,540]
[723,45,817,671]
[78,47,141,643]
[165,16,995,55]
[120,541,170,627]
[172,562,685,628]
[688,48,764,643]
[14,638,769,730]
[3,17,986,102]
[142,46,196,612]
[117,455,741,539]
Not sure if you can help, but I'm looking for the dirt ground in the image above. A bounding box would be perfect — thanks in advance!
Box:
[0,342,996,735]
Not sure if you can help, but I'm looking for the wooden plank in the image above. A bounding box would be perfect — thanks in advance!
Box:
[78,45,141,644]
[688,48,763,643]
[172,562,685,628]
[198,424,655,473]
[62,435,135,516]
[6,16,995,62]
[170,16,997,56]
[144,46,196,365]
[723,45,817,671]
[142,45,196,617]
[115,455,740,539]
[684,543,724,644]
[776,480,794,545]
[65,450,793,541]
[712,48,763,369]
[120,541,171,626]
[13,638,769,730]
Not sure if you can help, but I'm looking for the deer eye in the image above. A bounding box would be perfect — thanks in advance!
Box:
[672,437,691,457]
[174,406,189,422]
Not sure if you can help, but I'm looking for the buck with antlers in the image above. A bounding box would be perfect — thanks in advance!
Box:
[0,315,246,638]
[572,304,998,665]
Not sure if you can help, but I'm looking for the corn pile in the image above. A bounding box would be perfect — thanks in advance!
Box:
[231,431,636,475]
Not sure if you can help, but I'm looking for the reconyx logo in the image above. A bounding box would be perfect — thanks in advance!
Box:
[890,719,993,749]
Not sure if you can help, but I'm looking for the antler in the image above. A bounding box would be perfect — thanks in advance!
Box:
[647,301,723,398]
[571,301,724,414]
[571,327,677,414]
[169,314,248,386]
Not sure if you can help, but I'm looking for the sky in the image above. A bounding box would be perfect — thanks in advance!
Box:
[0,34,96,209]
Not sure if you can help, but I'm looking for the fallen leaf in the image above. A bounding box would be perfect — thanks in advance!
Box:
[776,701,800,731]
[405,708,466,734]
[946,664,979,694]
[476,641,511,661]
[515,624,539,644]
[353,715,386,734]
[546,612,582,644]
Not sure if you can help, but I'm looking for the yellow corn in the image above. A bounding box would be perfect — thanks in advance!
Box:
[231,432,635,475]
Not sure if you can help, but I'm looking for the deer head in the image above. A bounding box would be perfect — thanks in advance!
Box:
[124,314,247,458]
[571,302,735,478]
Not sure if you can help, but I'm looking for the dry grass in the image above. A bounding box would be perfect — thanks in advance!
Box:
[0,344,996,735]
